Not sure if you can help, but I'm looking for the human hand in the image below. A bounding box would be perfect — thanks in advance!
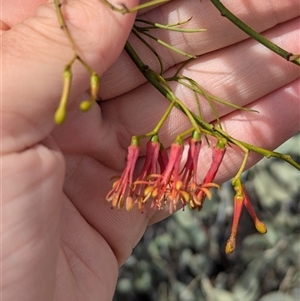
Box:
[2,0,299,300]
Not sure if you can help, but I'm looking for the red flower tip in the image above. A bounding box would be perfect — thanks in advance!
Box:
[106,144,140,209]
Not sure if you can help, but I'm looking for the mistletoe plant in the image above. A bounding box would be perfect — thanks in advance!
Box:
[54,0,300,254]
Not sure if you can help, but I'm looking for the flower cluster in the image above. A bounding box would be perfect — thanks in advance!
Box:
[106,133,268,253]
[106,133,225,213]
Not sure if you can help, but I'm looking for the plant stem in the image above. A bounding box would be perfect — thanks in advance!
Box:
[101,0,171,14]
[124,42,300,171]
[212,126,300,170]
[139,101,176,139]
[209,0,300,66]
[135,18,206,33]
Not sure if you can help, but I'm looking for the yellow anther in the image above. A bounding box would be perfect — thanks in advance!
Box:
[126,197,134,211]
[180,191,190,203]
[225,236,236,254]
[255,220,267,234]
[54,107,66,124]
[80,100,92,112]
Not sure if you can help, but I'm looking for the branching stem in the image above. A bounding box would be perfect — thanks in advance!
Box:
[124,42,300,171]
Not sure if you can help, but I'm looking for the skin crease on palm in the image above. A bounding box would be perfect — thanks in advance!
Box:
[1,0,299,300]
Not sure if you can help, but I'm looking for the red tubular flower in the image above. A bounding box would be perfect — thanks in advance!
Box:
[160,142,183,186]
[225,182,267,254]
[145,141,185,212]
[106,141,140,210]
[243,185,267,234]
[191,139,226,210]
[181,132,202,192]
[133,139,161,212]
[225,179,244,254]
[158,147,169,173]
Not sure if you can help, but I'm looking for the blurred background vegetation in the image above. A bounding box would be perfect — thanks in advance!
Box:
[114,133,300,301]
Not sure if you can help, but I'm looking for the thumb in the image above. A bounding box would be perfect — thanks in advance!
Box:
[2,0,138,154]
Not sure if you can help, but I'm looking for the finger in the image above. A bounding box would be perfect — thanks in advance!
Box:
[99,0,300,99]
[2,0,139,154]
[1,0,47,29]
[54,195,120,300]
[2,142,65,301]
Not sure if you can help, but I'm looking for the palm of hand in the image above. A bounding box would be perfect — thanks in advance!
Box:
[2,0,299,300]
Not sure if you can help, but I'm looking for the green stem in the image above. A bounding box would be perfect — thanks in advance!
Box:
[209,0,300,66]
[135,18,206,33]
[212,126,300,170]
[54,0,76,51]
[232,151,249,186]
[138,101,176,139]
[134,27,196,59]
[132,28,164,74]
[235,139,300,170]
[101,0,171,14]
[125,42,201,133]
[178,128,197,140]
[124,42,300,171]
[173,98,201,132]
[125,42,173,102]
